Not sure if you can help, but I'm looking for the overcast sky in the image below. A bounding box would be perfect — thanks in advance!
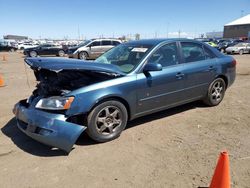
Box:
[1,0,250,39]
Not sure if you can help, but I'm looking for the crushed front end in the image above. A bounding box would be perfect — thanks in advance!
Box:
[13,57,122,152]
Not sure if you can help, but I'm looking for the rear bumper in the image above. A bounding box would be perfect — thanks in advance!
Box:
[13,100,86,152]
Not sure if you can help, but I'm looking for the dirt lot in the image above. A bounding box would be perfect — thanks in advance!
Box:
[0,52,249,188]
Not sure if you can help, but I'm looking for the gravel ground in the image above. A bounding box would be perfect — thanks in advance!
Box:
[0,52,249,188]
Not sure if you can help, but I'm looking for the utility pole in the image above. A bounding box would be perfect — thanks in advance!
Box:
[155,31,158,38]
[166,22,169,38]
[77,25,80,40]
[178,29,181,38]
[241,10,244,17]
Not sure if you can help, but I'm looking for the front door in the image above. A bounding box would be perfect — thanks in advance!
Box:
[136,42,187,115]
[89,41,102,59]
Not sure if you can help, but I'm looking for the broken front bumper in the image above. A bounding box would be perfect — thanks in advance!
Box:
[13,100,86,153]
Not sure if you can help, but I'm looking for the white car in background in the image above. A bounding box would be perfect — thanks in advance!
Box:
[226,42,250,55]
[69,38,122,59]
[18,43,38,50]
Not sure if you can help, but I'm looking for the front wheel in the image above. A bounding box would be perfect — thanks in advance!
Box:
[203,78,226,106]
[9,48,15,52]
[79,51,88,60]
[29,51,37,57]
[86,100,128,142]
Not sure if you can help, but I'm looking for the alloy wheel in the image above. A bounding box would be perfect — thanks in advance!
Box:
[95,106,122,135]
[210,80,224,103]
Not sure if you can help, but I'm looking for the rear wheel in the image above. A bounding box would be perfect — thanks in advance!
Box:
[86,100,128,142]
[239,49,244,55]
[29,51,37,57]
[203,78,226,106]
[79,51,88,60]
[58,50,65,57]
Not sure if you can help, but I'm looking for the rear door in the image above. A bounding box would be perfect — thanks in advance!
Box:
[179,42,217,99]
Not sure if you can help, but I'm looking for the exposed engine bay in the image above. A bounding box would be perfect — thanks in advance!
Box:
[33,69,119,97]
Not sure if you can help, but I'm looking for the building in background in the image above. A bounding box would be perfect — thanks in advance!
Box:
[206,31,223,39]
[223,14,250,39]
[3,35,28,40]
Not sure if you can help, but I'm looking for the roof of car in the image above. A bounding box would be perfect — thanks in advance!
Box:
[125,38,194,46]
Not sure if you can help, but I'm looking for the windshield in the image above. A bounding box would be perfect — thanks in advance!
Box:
[78,40,92,47]
[95,43,153,73]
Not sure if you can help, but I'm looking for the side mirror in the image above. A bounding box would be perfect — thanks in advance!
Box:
[143,63,162,72]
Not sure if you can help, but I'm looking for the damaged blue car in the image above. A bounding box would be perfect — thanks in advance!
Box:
[13,39,236,152]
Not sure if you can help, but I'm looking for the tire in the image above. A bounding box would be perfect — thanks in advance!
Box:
[79,51,88,60]
[58,50,65,57]
[203,78,226,106]
[9,48,15,52]
[239,49,244,55]
[86,100,128,142]
[20,47,24,50]
[29,51,37,57]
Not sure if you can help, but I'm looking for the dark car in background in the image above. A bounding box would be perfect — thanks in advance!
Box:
[24,43,66,57]
[13,39,236,152]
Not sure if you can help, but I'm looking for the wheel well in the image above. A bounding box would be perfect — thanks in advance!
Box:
[216,75,228,88]
[93,96,131,120]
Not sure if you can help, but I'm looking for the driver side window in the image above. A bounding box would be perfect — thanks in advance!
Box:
[147,43,178,67]
[90,41,101,47]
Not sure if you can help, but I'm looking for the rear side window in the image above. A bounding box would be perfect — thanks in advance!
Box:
[181,42,206,63]
[203,45,216,59]
[102,40,112,45]
[112,41,121,46]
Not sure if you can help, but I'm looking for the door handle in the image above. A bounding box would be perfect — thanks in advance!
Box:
[208,66,215,71]
[176,72,184,79]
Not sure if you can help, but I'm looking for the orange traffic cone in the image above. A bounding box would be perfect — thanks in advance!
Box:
[210,151,231,188]
[0,74,5,87]
[2,54,7,61]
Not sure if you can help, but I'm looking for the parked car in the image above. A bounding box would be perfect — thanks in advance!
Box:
[18,42,38,50]
[68,38,122,60]
[218,40,243,53]
[0,42,17,52]
[194,38,211,42]
[205,41,218,48]
[13,39,236,152]
[24,43,66,57]
[225,42,250,55]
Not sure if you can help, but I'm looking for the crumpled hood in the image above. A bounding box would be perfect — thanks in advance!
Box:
[25,57,126,76]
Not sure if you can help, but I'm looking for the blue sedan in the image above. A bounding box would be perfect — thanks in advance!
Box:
[13,39,236,152]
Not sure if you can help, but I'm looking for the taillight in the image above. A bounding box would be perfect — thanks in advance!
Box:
[232,59,237,66]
